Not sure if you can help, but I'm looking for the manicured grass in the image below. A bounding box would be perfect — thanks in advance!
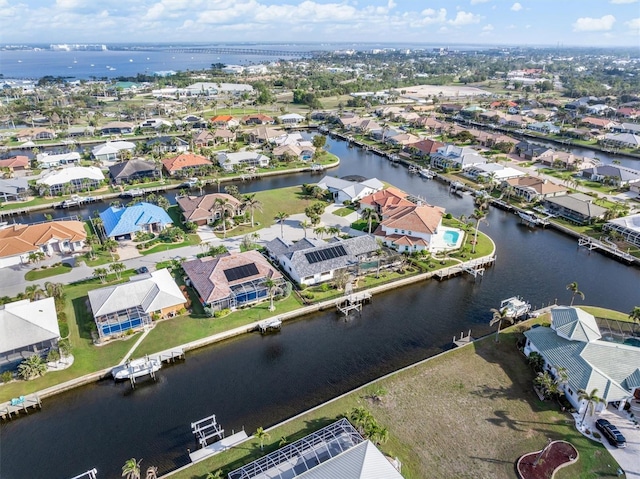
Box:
[0,276,136,403]
[133,295,303,357]
[140,233,200,255]
[332,206,355,217]
[24,264,73,281]
[581,306,634,322]
[0,196,62,211]
[222,186,322,237]
[168,323,622,479]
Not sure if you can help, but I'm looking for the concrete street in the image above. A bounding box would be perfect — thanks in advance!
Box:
[0,204,360,297]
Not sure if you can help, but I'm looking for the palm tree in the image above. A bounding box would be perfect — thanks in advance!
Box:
[110,262,126,280]
[263,278,276,311]
[275,212,289,238]
[299,220,311,238]
[213,197,232,237]
[205,471,223,479]
[360,208,380,234]
[145,466,158,479]
[628,306,640,324]
[566,281,584,306]
[18,354,47,380]
[242,193,262,228]
[577,388,604,426]
[349,407,374,435]
[85,234,98,260]
[471,208,488,254]
[326,226,341,237]
[94,267,108,283]
[255,426,270,451]
[44,281,64,300]
[121,458,142,479]
[24,284,44,301]
[314,226,327,239]
[489,307,513,342]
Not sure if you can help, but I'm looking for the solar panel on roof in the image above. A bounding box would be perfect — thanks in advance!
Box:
[304,245,347,264]
[224,263,259,282]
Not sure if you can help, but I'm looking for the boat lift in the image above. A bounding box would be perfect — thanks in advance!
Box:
[192,414,225,449]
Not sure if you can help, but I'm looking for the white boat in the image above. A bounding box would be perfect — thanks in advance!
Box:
[112,357,161,380]
[418,168,435,179]
[258,318,282,333]
[499,296,531,319]
[518,210,550,227]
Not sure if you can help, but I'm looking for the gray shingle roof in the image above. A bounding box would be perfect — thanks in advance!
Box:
[283,235,378,278]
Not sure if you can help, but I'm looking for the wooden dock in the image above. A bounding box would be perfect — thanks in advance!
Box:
[191,413,225,449]
[578,235,635,263]
[336,292,372,315]
[0,394,42,420]
[435,256,495,281]
[453,330,474,348]
[152,348,185,363]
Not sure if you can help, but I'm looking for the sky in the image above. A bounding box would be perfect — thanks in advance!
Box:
[2,0,639,47]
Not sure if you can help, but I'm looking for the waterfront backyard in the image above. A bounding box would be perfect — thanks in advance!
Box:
[170,316,624,479]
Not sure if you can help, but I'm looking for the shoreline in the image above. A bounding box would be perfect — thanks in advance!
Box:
[1,250,496,414]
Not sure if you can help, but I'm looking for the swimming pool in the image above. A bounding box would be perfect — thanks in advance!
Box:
[443,230,460,246]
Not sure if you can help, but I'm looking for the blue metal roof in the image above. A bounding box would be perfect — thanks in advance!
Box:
[100,202,173,238]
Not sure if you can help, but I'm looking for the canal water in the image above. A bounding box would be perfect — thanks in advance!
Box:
[1,138,639,479]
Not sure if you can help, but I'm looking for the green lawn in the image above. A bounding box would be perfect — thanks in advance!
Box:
[0,196,62,211]
[140,233,200,256]
[24,264,73,281]
[167,321,622,479]
[0,276,137,402]
[581,306,634,322]
[332,206,356,217]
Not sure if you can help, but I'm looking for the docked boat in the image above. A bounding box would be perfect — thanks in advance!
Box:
[408,165,419,174]
[418,168,435,179]
[112,357,161,381]
[258,318,282,333]
[121,188,144,198]
[517,210,550,227]
[499,296,531,319]
[180,177,199,188]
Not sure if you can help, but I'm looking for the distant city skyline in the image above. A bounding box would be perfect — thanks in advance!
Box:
[2,0,640,47]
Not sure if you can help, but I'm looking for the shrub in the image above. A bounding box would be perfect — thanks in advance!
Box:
[214,308,231,318]
[320,283,330,292]
[1,370,13,383]
[46,349,60,363]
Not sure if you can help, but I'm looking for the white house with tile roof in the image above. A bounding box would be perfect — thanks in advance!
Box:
[316,176,384,204]
[524,306,640,413]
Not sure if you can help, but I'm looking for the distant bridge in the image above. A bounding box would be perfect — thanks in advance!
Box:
[163,47,323,57]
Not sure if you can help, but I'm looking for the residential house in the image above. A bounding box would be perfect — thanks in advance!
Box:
[177,193,244,226]
[581,165,640,187]
[610,123,640,135]
[146,136,189,154]
[405,138,444,157]
[0,178,29,202]
[194,130,216,147]
[430,144,487,170]
[217,151,270,172]
[386,132,420,147]
[272,143,315,161]
[604,213,640,248]
[601,133,640,149]
[464,163,526,183]
[210,115,239,128]
[359,186,415,215]
[439,104,463,114]
[36,166,104,196]
[353,118,382,134]
[182,251,283,310]
[162,153,212,177]
[16,127,56,141]
[0,220,86,268]
[514,141,554,161]
[99,202,173,240]
[228,419,404,479]
[88,269,187,339]
[278,113,305,125]
[108,158,160,184]
[246,126,281,144]
[412,116,447,133]
[66,126,95,137]
[616,107,639,119]
[212,128,236,144]
[0,298,60,371]
[524,306,640,412]
[91,141,136,162]
[266,235,379,287]
[528,121,561,134]
[502,176,567,203]
[36,152,81,168]
[139,118,172,130]
[373,203,447,253]
[537,151,584,169]
[99,121,134,136]
[242,114,274,125]
[580,117,617,130]
[543,193,607,225]
[0,155,29,172]
[338,114,364,129]
[316,176,384,204]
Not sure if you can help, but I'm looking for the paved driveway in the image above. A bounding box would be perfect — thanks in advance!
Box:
[599,406,640,479]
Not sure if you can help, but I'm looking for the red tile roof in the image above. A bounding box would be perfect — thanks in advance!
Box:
[381,204,445,235]
[0,221,86,258]
[162,153,211,172]
[0,156,29,169]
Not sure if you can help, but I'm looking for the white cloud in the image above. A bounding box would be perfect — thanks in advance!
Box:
[572,14,616,32]
[510,2,523,11]
[610,0,638,3]
[448,11,481,26]
[482,23,494,31]
[625,17,640,29]
[418,8,447,25]
[471,0,490,4]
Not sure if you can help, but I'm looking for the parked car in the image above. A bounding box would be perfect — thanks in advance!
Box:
[595,418,627,448]
[135,266,149,275]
